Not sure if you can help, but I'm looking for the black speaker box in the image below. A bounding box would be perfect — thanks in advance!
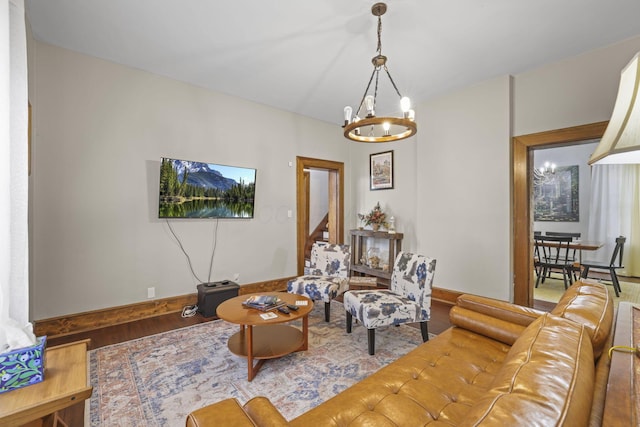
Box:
[196,281,240,318]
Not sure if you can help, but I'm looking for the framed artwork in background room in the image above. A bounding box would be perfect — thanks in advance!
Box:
[370,150,394,190]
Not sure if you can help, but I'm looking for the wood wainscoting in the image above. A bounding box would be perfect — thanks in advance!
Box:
[34,277,461,340]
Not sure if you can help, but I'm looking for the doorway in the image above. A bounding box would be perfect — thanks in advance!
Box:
[512,121,607,306]
[296,156,345,275]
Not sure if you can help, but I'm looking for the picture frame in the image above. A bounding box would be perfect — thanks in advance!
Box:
[533,165,579,222]
[370,150,394,190]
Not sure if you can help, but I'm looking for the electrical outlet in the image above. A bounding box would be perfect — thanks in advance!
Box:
[147,287,155,299]
[233,273,240,282]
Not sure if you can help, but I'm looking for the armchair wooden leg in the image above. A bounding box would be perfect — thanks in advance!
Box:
[346,311,352,333]
[420,321,429,342]
[324,302,331,322]
[367,329,375,355]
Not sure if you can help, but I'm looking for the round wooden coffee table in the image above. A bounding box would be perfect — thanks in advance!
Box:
[216,292,314,381]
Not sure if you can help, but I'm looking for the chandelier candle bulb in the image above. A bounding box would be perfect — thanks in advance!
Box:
[365,95,375,117]
[400,96,411,113]
[344,106,352,125]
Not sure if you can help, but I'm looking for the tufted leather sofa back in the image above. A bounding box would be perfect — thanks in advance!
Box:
[462,313,594,426]
[550,280,613,359]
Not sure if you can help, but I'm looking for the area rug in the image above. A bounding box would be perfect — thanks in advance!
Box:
[88,302,426,426]
[534,275,640,307]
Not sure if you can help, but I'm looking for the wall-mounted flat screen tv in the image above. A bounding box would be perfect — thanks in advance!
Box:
[159,157,256,219]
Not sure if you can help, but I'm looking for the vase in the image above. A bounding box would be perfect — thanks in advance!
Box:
[372,224,380,231]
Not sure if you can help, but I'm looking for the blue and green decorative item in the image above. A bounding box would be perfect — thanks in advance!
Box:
[0,336,46,394]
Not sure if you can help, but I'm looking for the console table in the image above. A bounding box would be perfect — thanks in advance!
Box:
[0,339,93,427]
[350,229,403,284]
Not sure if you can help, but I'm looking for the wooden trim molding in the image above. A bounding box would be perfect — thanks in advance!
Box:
[33,294,197,339]
[34,277,295,339]
[512,121,608,307]
[432,287,462,305]
[296,156,344,275]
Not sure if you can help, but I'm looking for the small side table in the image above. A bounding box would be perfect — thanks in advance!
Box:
[0,339,93,427]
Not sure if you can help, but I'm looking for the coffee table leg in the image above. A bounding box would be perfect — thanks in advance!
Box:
[245,325,265,381]
[247,325,254,380]
[301,314,309,351]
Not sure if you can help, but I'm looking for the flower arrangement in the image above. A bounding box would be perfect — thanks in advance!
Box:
[358,202,388,230]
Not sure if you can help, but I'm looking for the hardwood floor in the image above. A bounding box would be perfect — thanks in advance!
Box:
[48,300,455,350]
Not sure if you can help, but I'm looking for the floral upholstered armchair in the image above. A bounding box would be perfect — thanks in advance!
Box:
[287,242,351,322]
[343,252,436,355]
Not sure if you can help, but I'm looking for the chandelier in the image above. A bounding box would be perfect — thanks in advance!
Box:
[538,161,556,175]
[343,2,417,143]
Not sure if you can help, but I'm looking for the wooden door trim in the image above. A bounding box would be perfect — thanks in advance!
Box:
[296,157,344,275]
[512,121,608,306]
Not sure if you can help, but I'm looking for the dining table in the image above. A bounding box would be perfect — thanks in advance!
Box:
[536,239,604,264]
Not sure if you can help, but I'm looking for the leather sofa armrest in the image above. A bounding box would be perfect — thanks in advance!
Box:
[243,397,290,426]
[186,397,289,427]
[456,294,545,326]
[449,295,547,346]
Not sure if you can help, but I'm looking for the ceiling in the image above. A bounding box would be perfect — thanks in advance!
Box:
[25,0,640,126]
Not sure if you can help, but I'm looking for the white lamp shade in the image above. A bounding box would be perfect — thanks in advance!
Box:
[589,52,640,165]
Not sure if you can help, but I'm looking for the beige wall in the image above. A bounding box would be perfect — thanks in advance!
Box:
[29,41,350,319]
[514,36,640,135]
[416,76,512,299]
[29,34,640,319]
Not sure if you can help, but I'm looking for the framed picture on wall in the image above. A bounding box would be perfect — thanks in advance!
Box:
[533,165,579,221]
[370,150,394,190]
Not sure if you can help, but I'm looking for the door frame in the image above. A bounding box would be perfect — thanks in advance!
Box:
[512,121,608,306]
[296,156,344,275]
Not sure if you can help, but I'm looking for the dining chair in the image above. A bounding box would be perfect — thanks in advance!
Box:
[580,236,626,297]
[287,242,350,321]
[545,232,582,281]
[343,252,436,355]
[534,235,575,290]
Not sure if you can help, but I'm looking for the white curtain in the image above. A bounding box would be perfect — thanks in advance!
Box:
[620,164,640,276]
[0,0,29,324]
[587,164,640,276]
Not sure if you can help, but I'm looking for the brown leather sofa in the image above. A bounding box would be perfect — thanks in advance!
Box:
[186,280,614,426]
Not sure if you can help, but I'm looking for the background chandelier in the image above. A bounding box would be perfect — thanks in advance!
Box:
[343,2,417,143]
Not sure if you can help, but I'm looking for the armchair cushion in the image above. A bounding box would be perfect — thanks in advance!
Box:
[344,289,423,329]
[306,242,350,277]
[286,275,348,303]
[390,253,435,318]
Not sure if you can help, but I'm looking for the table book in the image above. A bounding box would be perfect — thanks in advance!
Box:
[242,295,285,311]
